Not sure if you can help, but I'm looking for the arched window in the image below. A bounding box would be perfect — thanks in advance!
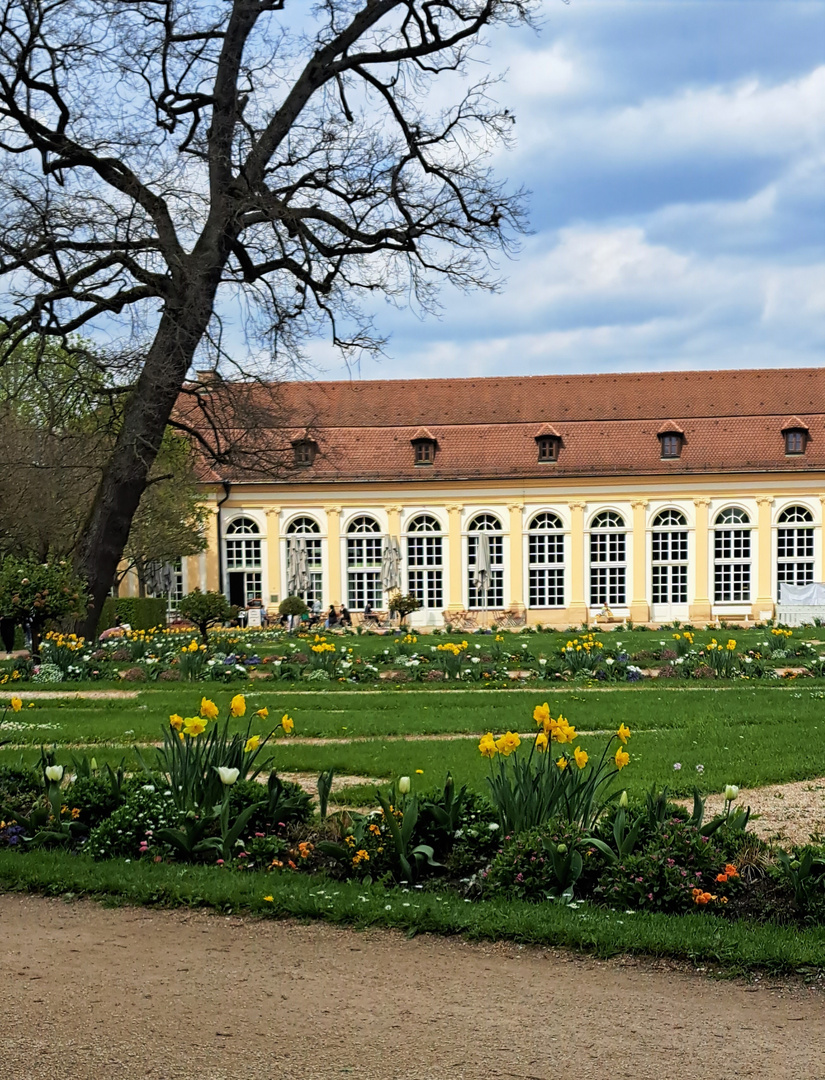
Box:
[777,506,814,598]
[714,508,751,602]
[528,512,564,608]
[286,516,323,606]
[224,516,262,606]
[467,513,504,609]
[589,511,626,607]
[651,510,688,606]
[347,516,383,609]
[406,515,443,609]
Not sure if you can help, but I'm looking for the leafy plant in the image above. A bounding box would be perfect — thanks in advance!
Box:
[388,593,421,625]
[178,589,231,643]
[374,786,440,883]
[317,768,335,819]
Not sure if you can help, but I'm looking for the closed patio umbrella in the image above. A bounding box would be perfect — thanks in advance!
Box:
[473,531,491,623]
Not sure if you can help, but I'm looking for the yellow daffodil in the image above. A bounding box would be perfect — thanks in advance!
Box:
[574,746,589,769]
[617,723,631,745]
[10,696,23,713]
[229,694,246,718]
[244,735,261,754]
[169,713,184,731]
[255,707,269,719]
[495,731,521,757]
[615,747,630,771]
[200,697,219,720]
[535,731,549,753]
[556,756,568,770]
[184,716,207,737]
[280,713,294,734]
[552,718,577,744]
[479,732,497,759]
[533,702,551,728]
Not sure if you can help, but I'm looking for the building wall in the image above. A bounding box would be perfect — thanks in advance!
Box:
[199,473,825,627]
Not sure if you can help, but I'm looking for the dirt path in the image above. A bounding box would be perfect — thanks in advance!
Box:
[1,895,824,1080]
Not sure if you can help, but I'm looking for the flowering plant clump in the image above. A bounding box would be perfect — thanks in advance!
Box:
[560,634,604,673]
[703,638,739,678]
[138,695,295,813]
[479,703,632,835]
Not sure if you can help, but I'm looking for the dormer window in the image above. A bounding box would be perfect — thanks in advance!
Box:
[537,437,559,462]
[658,422,684,459]
[292,439,317,467]
[534,424,561,463]
[414,440,435,465]
[660,434,682,459]
[785,430,806,455]
[781,418,809,456]
[411,427,437,466]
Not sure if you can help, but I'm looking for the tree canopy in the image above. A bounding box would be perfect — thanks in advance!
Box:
[0,0,534,633]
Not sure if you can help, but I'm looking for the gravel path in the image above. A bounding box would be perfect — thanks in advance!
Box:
[1,894,824,1080]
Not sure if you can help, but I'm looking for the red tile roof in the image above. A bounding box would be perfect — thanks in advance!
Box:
[189,367,825,484]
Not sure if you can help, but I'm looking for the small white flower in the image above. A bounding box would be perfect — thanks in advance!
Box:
[673,762,682,771]
[398,776,411,794]
[488,822,500,831]
[216,766,240,786]
[45,765,64,783]
[605,658,615,666]
[724,784,740,802]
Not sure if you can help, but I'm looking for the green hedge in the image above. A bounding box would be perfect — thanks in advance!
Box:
[97,596,168,635]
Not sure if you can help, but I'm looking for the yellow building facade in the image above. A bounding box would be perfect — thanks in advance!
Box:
[165,368,825,628]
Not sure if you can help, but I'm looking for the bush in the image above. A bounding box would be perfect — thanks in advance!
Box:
[388,593,421,624]
[592,818,735,914]
[227,776,313,834]
[279,596,308,618]
[178,589,231,642]
[86,786,184,860]
[97,597,168,635]
[483,820,595,901]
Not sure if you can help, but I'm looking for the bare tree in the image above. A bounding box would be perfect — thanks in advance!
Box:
[0,0,532,634]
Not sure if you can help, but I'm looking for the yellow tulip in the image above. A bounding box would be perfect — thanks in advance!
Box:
[230,694,246,718]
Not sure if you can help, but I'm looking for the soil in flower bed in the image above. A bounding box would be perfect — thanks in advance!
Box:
[1,893,824,1080]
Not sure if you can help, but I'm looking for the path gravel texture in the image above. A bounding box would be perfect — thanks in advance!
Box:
[2,894,825,1079]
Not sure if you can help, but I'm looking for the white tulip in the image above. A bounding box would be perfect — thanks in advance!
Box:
[724,784,740,802]
[398,776,411,794]
[45,765,64,783]
[216,766,240,786]
[619,790,629,808]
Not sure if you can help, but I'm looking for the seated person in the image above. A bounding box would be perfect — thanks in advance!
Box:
[339,605,352,627]
[326,605,338,628]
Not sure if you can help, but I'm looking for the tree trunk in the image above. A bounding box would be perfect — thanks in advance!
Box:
[75,287,219,638]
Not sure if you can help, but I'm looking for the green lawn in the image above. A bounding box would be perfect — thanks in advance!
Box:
[3,682,825,800]
[2,850,824,974]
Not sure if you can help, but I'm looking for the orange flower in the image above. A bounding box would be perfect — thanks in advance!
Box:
[716,873,728,883]
[724,864,739,878]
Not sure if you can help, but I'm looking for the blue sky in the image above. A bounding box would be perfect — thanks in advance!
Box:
[312,0,825,380]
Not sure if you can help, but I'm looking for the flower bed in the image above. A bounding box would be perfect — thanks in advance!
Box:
[1,692,824,934]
